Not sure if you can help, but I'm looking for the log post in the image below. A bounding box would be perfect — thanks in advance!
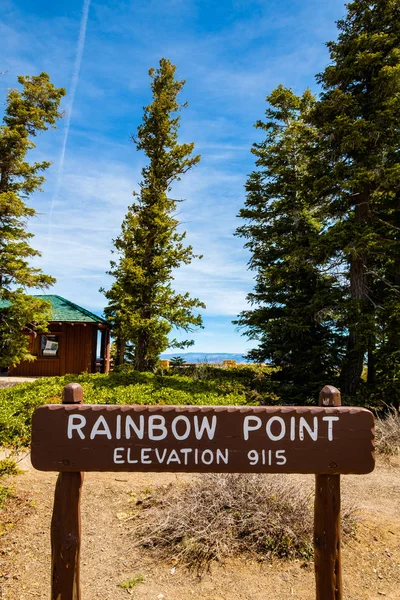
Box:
[51,383,84,600]
[314,385,342,600]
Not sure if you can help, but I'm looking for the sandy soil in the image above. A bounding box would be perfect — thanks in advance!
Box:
[1,454,399,600]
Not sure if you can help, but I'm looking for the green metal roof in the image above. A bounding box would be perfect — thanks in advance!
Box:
[0,295,109,325]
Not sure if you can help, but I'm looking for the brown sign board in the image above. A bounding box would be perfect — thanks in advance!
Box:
[31,405,375,475]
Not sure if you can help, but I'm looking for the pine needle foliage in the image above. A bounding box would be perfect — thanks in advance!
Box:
[311,0,400,398]
[103,59,204,371]
[235,86,344,403]
[0,73,65,367]
[237,1,400,403]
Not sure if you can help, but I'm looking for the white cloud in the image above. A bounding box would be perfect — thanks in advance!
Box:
[28,153,252,317]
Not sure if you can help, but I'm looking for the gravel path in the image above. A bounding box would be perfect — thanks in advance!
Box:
[0,377,37,389]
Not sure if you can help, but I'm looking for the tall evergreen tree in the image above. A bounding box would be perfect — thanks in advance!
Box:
[0,73,65,367]
[103,59,204,371]
[312,0,400,397]
[235,86,344,403]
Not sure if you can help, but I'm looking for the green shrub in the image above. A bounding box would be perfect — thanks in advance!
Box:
[118,575,145,589]
[0,367,277,448]
[0,484,13,509]
[0,457,21,477]
[0,456,20,513]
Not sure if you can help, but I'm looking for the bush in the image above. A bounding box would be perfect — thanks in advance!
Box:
[0,457,21,477]
[0,368,276,448]
[5,365,342,449]
[375,407,400,456]
[133,473,357,574]
[0,457,20,512]
[118,575,145,589]
[0,484,13,509]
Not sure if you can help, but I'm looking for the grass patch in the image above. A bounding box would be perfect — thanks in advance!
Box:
[133,473,357,575]
[118,575,145,589]
[376,407,400,456]
[0,484,13,509]
[0,366,276,448]
[0,457,22,477]
[0,455,23,534]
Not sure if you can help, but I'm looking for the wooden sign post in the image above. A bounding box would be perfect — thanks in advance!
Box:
[50,384,83,600]
[31,384,375,600]
[315,386,342,600]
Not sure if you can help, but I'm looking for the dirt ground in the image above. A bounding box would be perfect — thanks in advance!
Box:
[1,454,399,600]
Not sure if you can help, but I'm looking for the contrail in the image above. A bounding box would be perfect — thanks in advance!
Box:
[47,0,91,244]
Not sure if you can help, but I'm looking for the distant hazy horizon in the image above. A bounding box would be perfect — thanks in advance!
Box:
[160,352,253,364]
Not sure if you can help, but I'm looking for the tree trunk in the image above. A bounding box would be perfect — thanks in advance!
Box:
[340,193,369,396]
[119,338,125,366]
[113,336,125,367]
[367,335,376,386]
[135,297,152,371]
[387,250,400,408]
[135,329,150,371]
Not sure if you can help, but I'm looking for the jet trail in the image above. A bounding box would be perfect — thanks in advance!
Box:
[47,0,91,244]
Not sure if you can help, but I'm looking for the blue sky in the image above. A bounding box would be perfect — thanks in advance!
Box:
[2,0,347,353]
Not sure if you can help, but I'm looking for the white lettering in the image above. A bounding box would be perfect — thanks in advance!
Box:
[243,416,262,440]
[155,448,168,463]
[216,449,229,465]
[290,416,296,441]
[116,415,121,439]
[113,447,124,464]
[90,415,112,440]
[201,449,214,465]
[299,416,318,441]
[125,415,144,440]
[194,415,217,440]
[171,416,191,440]
[322,416,340,441]
[127,447,138,463]
[266,416,286,441]
[276,450,287,465]
[67,414,86,439]
[148,415,167,440]
[180,448,193,465]
[166,449,181,464]
[141,448,152,464]
[248,449,259,465]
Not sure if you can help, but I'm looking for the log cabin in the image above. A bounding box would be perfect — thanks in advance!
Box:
[1,295,111,377]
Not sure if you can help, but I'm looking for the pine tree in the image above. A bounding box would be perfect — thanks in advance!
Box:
[312,0,400,397]
[0,73,65,367]
[103,59,204,371]
[235,86,344,403]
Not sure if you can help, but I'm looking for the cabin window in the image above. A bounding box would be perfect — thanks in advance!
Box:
[41,335,60,357]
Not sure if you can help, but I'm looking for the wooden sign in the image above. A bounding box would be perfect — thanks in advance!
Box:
[33,384,376,600]
[31,404,374,474]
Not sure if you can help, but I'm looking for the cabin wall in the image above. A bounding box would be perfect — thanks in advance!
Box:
[63,324,95,375]
[9,323,101,377]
